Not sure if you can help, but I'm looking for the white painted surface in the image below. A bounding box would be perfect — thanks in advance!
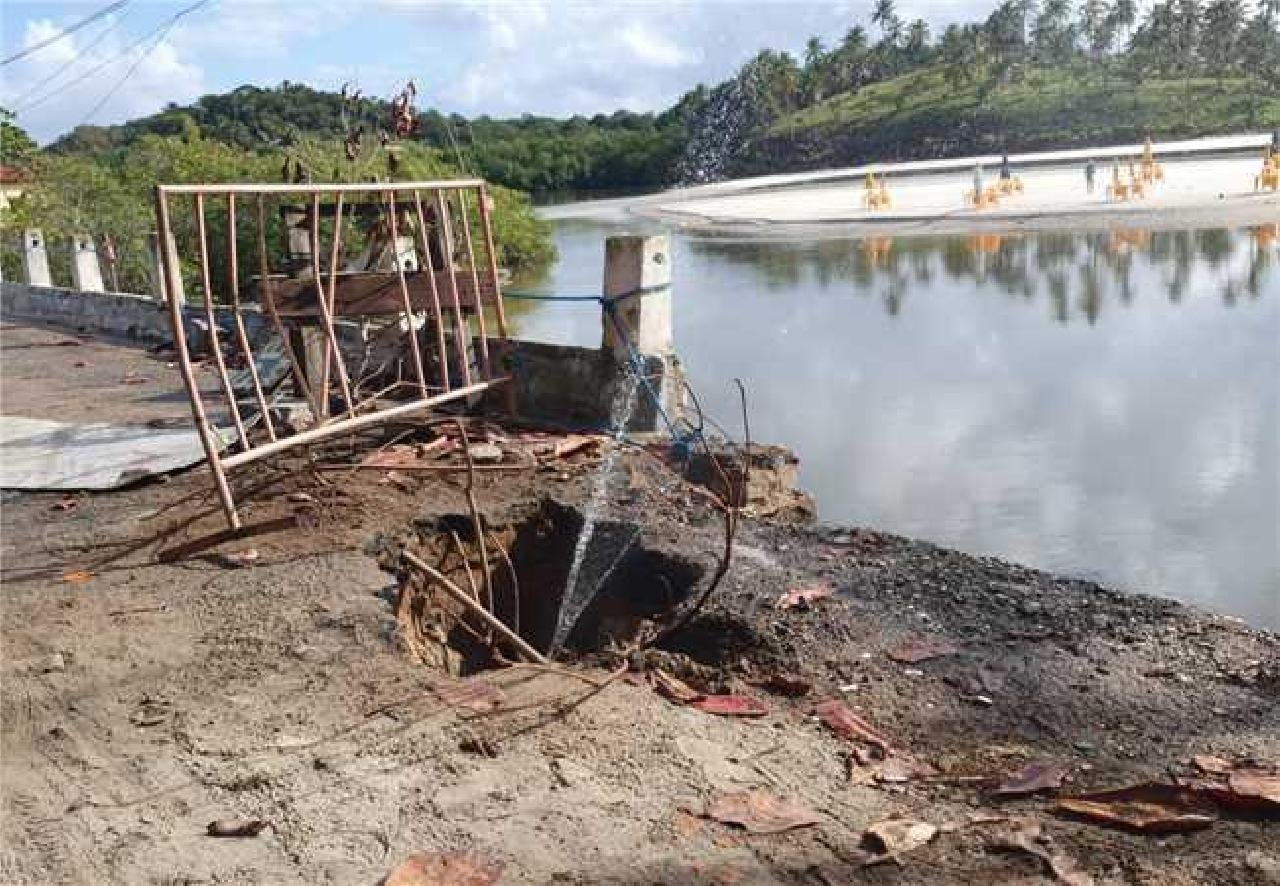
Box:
[0,416,229,490]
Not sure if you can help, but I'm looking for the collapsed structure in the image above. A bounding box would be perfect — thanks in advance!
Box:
[154,179,513,529]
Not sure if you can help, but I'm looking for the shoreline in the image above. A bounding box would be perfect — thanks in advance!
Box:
[540,132,1280,237]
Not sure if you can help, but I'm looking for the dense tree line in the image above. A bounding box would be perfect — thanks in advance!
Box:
[678,0,1279,179]
[21,0,1280,193]
[2,112,553,291]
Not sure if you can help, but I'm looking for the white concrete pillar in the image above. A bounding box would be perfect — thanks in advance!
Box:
[70,235,105,293]
[393,234,419,273]
[22,228,51,287]
[602,234,673,359]
[149,231,185,305]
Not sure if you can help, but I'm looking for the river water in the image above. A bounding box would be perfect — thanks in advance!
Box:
[508,220,1280,628]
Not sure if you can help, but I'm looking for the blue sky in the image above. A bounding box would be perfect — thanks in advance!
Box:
[2,1,993,144]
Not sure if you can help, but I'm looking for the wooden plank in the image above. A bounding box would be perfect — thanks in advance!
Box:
[250,270,494,317]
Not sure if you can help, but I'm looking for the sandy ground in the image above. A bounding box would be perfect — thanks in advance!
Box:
[2,325,1278,884]
[542,135,1280,235]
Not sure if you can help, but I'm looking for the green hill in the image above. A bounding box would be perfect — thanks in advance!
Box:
[748,68,1280,173]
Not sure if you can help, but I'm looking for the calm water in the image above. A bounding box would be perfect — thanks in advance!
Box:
[510,221,1280,628]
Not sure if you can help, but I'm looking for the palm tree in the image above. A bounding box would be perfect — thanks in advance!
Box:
[871,0,903,44]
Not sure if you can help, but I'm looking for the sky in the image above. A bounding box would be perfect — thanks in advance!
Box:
[1,0,997,145]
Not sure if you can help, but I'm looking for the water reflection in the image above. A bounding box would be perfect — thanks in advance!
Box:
[514,222,1279,627]
[689,227,1277,325]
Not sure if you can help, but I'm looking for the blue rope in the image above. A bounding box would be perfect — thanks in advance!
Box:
[496,282,708,460]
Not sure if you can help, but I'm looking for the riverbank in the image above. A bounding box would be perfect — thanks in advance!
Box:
[541,134,1280,236]
[1,322,1277,883]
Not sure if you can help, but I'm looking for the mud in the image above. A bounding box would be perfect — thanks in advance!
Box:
[1,323,1277,884]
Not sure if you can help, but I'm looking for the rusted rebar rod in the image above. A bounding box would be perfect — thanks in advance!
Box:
[309,192,356,417]
[412,190,451,392]
[400,549,546,664]
[193,193,249,448]
[433,190,473,387]
[255,194,323,418]
[475,184,509,338]
[154,186,240,529]
[455,188,492,379]
[226,193,277,442]
[385,192,429,397]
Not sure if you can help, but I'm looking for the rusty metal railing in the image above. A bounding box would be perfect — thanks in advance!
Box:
[154,180,512,529]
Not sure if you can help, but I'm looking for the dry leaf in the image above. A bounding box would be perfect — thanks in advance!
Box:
[422,675,506,713]
[1054,783,1217,834]
[704,790,822,834]
[60,570,95,584]
[652,668,703,704]
[691,695,769,717]
[777,584,834,609]
[1191,754,1232,775]
[886,638,961,664]
[814,699,892,755]
[992,762,1069,798]
[873,755,939,784]
[862,818,938,855]
[383,850,504,886]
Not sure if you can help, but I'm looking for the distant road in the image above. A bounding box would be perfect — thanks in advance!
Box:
[542,132,1279,235]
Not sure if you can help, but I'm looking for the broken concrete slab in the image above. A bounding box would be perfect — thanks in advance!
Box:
[0,415,232,490]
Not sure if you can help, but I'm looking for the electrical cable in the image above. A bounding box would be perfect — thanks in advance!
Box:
[18,0,208,117]
[11,6,133,109]
[2,0,128,66]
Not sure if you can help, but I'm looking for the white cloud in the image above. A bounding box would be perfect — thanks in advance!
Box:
[21,19,81,65]
[619,23,700,68]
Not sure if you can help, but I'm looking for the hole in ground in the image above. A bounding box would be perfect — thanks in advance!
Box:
[492,498,704,657]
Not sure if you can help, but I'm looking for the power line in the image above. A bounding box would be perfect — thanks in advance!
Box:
[18,0,208,117]
[75,0,211,128]
[2,0,129,66]
[11,7,133,108]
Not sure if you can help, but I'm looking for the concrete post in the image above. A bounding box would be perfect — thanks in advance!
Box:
[602,234,673,359]
[22,228,52,287]
[392,234,419,273]
[149,231,185,306]
[70,235,106,293]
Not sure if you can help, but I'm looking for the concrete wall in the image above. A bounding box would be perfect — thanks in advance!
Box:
[1,282,172,342]
[488,337,685,434]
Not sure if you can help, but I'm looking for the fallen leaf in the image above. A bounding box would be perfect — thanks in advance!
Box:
[886,638,961,664]
[383,851,504,886]
[1054,783,1217,834]
[1191,754,1233,775]
[777,583,834,609]
[551,434,603,459]
[873,755,939,784]
[704,790,822,834]
[651,668,704,704]
[814,699,892,755]
[691,695,769,717]
[207,819,270,838]
[862,818,937,855]
[992,762,1069,798]
[60,570,95,584]
[423,675,506,713]
[1226,772,1280,811]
